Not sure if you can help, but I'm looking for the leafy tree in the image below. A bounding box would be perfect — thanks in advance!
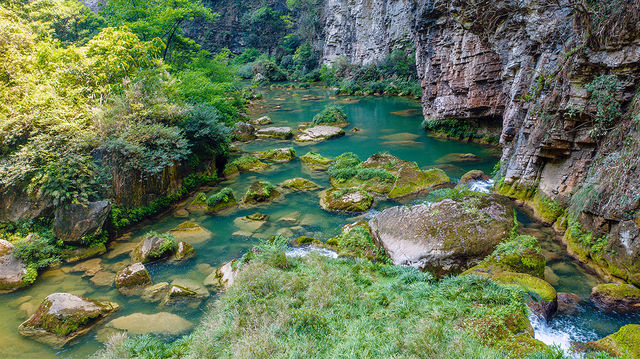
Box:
[26,0,104,45]
[101,0,217,64]
[242,6,288,55]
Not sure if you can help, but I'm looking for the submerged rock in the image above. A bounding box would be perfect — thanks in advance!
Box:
[300,151,334,170]
[162,279,209,306]
[18,293,119,347]
[320,187,374,213]
[53,200,111,244]
[437,152,482,163]
[0,239,28,292]
[585,324,640,358]
[246,212,269,221]
[256,126,293,139]
[295,125,345,142]
[141,282,170,303]
[130,233,177,263]
[557,292,582,315]
[115,263,152,295]
[369,196,512,274]
[106,312,193,336]
[280,177,320,191]
[252,147,296,162]
[169,221,213,245]
[591,283,640,313]
[242,181,280,204]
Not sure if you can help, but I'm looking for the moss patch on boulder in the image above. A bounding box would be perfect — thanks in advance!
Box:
[590,283,640,313]
[280,177,320,191]
[320,187,373,213]
[473,235,546,278]
[255,126,293,139]
[242,181,280,204]
[115,262,152,295]
[585,324,640,358]
[206,187,237,213]
[312,105,349,127]
[300,151,334,170]
[130,232,177,263]
[227,155,269,174]
[325,221,388,263]
[252,147,296,162]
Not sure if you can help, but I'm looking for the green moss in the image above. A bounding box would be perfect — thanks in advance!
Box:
[478,235,546,278]
[190,192,207,206]
[325,221,389,263]
[593,283,640,300]
[147,235,177,261]
[170,221,202,232]
[587,324,640,358]
[321,187,373,213]
[281,178,320,191]
[229,155,269,172]
[253,147,296,162]
[495,179,537,202]
[206,187,237,212]
[388,167,450,198]
[531,192,565,225]
[465,267,556,303]
[61,244,106,263]
[294,236,315,246]
[223,163,239,177]
[312,105,348,126]
[300,151,334,170]
[242,181,280,204]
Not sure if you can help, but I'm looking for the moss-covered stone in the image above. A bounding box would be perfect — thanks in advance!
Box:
[242,181,280,204]
[170,221,201,232]
[320,187,374,213]
[18,293,119,347]
[495,180,564,226]
[174,241,196,261]
[246,213,269,221]
[130,233,177,263]
[591,283,640,313]
[206,187,237,213]
[473,235,546,278]
[585,324,640,358]
[465,267,558,320]
[252,147,296,162]
[61,244,107,263]
[115,262,152,295]
[325,221,388,262]
[293,236,315,247]
[387,167,450,198]
[281,177,320,191]
[190,192,207,206]
[0,239,28,292]
[255,126,293,139]
[300,151,334,170]
[228,155,269,173]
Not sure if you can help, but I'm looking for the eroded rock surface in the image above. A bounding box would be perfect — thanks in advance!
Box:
[0,239,27,293]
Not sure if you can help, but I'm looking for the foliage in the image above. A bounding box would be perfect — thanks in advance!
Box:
[241,6,287,55]
[312,105,347,125]
[27,0,104,45]
[179,104,231,161]
[101,0,217,64]
[206,187,234,207]
[145,231,177,260]
[423,118,500,145]
[585,74,621,137]
[326,222,389,263]
[328,153,396,183]
[12,233,62,275]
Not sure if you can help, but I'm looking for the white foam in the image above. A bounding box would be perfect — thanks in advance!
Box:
[468,179,495,194]
[286,246,338,258]
[529,314,599,357]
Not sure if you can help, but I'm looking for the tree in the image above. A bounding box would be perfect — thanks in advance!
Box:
[242,6,288,55]
[101,0,217,64]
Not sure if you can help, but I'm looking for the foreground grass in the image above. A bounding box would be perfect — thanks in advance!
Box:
[94,246,560,359]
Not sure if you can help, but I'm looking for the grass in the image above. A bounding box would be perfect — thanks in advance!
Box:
[312,105,348,126]
[328,153,396,183]
[325,222,389,263]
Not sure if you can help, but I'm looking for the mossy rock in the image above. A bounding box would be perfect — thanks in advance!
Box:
[130,233,177,264]
[206,187,237,213]
[190,192,207,206]
[300,152,333,170]
[0,239,28,292]
[320,187,374,213]
[387,167,450,198]
[325,221,388,262]
[281,177,320,191]
[115,262,152,295]
[293,236,315,247]
[18,293,119,347]
[228,155,269,173]
[61,244,107,263]
[312,105,349,127]
[330,175,395,194]
[466,266,558,320]
[242,181,280,204]
[174,241,196,261]
[585,324,640,358]
[591,283,640,313]
[255,126,293,139]
[295,125,345,142]
[474,235,546,278]
[246,213,269,221]
[252,147,296,162]
[458,170,490,187]
[223,163,239,177]
[170,221,202,232]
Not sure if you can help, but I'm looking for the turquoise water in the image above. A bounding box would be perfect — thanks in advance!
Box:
[0,86,632,358]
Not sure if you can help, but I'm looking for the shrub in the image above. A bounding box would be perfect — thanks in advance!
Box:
[206,187,235,207]
[312,104,347,125]
[585,74,622,137]
[12,233,61,273]
[180,104,231,160]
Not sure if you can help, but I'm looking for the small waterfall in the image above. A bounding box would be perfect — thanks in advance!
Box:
[529,314,599,356]
[286,246,339,258]
[467,179,495,193]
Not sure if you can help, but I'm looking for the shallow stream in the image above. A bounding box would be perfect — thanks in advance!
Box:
[0,86,636,358]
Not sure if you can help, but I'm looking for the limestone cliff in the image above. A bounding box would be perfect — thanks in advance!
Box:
[413,0,640,285]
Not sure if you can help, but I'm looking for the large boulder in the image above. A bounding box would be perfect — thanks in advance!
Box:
[233,122,255,141]
[115,262,152,295]
[18,293,119,347]
[256,126,293,139]
[320,187,373,213]
[252,147,296,162]
[204,260,238,289]
[161,279,209,306]
[0,239,28,292]
[206,188,238,213]
[369,196,512,274]
[300,152,333,170]
[591,283,640,313]
[53,201,111,244]
[130,233,177,263]
[280,178,320,191]
[295,125,345,142]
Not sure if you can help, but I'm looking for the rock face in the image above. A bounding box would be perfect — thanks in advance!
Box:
[369,197,512,274]
[591,283,640,313]
[0,239,27,292]
[115,263,152,295]
[53,201,111,244]
[295,126,345,142]
[18,293,119,347]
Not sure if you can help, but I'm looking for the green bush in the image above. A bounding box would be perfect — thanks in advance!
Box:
[180,104,231,160]
[206,187,234,207]
[586,74,622,137]
[12,234,62,274]
[312,104,347,125]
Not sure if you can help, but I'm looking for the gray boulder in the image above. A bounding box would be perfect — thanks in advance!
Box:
[295,125,345,142]
[0,239,28,292]
[53,201,111,244]
[115,262,152,295]
[369,196,512,275]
